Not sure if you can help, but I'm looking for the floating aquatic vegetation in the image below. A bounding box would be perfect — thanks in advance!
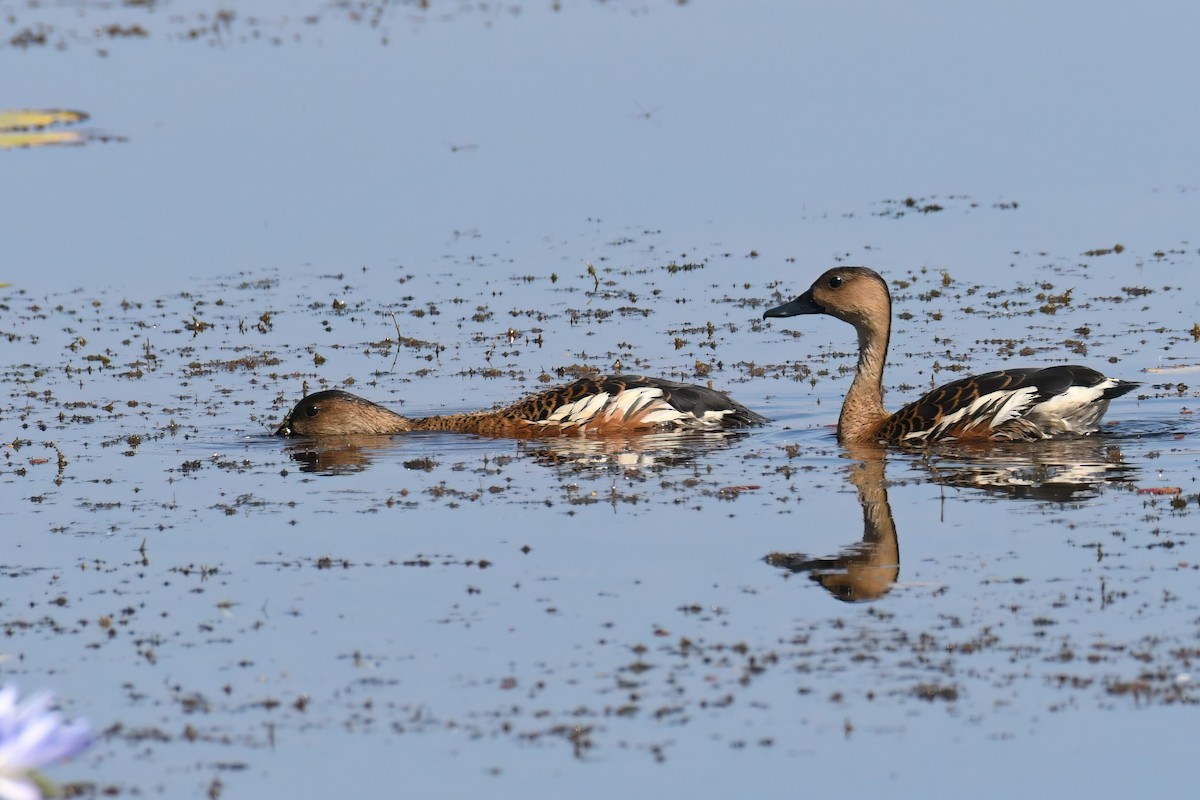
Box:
[0,109,122,149]
[0,109,86,149]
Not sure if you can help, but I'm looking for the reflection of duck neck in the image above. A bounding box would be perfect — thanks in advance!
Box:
[834,455,899,601]
[766,452,900,602]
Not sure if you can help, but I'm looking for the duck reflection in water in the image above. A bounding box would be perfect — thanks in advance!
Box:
[279,434,394,475]
[279,427,756,477]
[767,438,1140,603]
[766,450,899,603]
[919,436,1136,502]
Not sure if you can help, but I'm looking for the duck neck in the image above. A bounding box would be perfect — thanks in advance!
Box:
[411,412,496,434]
[366,408,417,434]
[838,318,890,443]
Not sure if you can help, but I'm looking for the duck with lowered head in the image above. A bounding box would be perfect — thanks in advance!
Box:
[763,266,1138,445]
[275,374,767,437]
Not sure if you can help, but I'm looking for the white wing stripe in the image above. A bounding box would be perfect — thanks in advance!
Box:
[531,385,741,431]
[989,387,1039,428]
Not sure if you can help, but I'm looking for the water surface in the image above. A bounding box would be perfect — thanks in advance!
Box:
[3,1,1200,797]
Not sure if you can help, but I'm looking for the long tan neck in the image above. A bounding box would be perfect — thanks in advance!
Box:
[838,316,890,443]
[411,411,519,436]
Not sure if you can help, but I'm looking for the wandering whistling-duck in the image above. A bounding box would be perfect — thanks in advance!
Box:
[275,374,767,437]
[763,267,1138,444]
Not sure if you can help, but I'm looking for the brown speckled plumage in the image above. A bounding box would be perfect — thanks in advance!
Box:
[764,267,1138,445]
[275,375,767,438]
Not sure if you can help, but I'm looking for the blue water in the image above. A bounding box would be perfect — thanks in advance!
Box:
[3,1,1200,798]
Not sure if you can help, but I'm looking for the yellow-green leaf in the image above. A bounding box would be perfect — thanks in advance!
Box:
[0,109,88,131]
[0,130,86,150]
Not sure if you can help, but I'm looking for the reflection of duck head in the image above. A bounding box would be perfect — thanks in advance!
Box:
[765,434,1144,601]
[281,434,395,474]
[766,451,900,602]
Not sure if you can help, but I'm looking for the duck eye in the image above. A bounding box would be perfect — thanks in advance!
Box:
[305,405,320,418]
[828,275,843,289]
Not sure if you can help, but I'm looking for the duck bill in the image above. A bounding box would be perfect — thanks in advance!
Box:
[274,416,293,436]
[763,289,823,319]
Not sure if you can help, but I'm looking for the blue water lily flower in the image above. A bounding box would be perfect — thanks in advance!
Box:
[0,686,92,800]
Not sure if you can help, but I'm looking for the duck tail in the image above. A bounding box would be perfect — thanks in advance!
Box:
[1102,380,1139,400]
